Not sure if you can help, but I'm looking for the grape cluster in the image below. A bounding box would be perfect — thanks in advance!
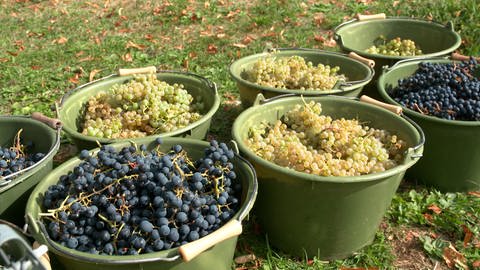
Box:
[246,101,407,176]
[390,58,480,121]
[243,54,346,90]
[366,36,422,56]
[41,139,241,255]
[0,129,45,178]
[81,74,204,139]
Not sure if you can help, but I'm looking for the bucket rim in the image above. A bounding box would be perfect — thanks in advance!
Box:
[26,137,258,264]
[334,17,462,61]
[229,48,375,94]
[57,71,221,146]
[377,58,480,127]
[0,115,62,190]
[232,95,424,183]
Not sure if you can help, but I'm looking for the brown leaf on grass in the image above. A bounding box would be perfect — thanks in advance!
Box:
[226,9,240,19]
[234,254,256,264]
[423,213,433,221]
[0,58,8,63]
[54,36,68,44]
[392,0,400,6]
[174,45,184,50]
[126,41,146,50]
[340,267,378,270]
[242,35,255,45]
[188,51,197,59]
[232,43,247,48]
[462,225,473,247]
[78,56,94,62]
[207,44,217,54]
[314,34,337,47]
[89,69,102,82]
[473,260,480,268]
[122,52,133,62]
[182,59,189,69]
[313,12,325,26]
[69,73,80,84]
[442,244,469,269]
[307,259,314,265]
[31,65,41,70]
[468,191,480,197]
[118,28,132,33]
[75,51,84,57]
[144,34,154,41]
[7,51,18,56]
[428,204,442,214]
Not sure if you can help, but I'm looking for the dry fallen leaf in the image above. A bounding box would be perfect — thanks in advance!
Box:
[462,225,473,247]
[69,73,80,84]
[473,260,480,268]
[0,58,9,62]
[56,36,68,44]
[233,43,247,48]
[207,44,218,54]
[78,56,94,62]
[428,204,442,214]
[126,40,146,50]
[122,52,133,62]
[234,254,256,264]
[442,244,469,269]
[313,12,325,26]
[31,65,41,70]
[468,191,480,198]
[89,69,102,82]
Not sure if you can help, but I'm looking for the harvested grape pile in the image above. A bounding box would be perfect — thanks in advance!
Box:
[366,36,422,56]
[246,101,407,176]
[41,139,241,255]
[82,74,204,139]
[0,129,45,178]
[244,54,346,90]
[390,58,480,121]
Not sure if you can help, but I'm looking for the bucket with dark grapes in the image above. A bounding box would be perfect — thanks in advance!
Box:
[378,55,480,192]
[25,137,257,270]
[57,67,220,150]
[229,48,375,107]
[232,94,424,259]
[0,113,61,226]
[334,14,462,99]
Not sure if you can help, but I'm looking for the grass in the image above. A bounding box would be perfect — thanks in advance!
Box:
[1,0,479,269]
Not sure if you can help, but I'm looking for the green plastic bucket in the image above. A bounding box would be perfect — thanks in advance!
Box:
[0,115,61,226]
[232,94,424,259]
[25,137,258,270]
[377,58,480,192]
[58,70,221,150]
[229,48,375,107]
[334,16,461,99]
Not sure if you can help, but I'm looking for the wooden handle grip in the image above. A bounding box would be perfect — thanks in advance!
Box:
[360,95,402,115]
[179,219,242,262]
[33,242,52,270]
[356,13,386,21]
[118,66,157,76]
[451,52,480,61]
[349,52,375,68]
[31,112,62,129]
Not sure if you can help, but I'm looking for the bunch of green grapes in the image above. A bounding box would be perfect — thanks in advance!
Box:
[366,36,422,56]
[246,101,407,176]
[244,54,346,90]
[81,74,204,139]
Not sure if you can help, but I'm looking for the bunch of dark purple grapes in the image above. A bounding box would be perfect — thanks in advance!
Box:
[41,138,241,255]
[0,130,45,178]
[390,57,480,121]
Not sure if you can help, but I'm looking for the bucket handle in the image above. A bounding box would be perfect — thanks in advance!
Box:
[31,112,62,130]
[348,52,375,68]
[355,13,386,21]
[118,66,157,76]
[179,219,242,262]
[358,95,424,158]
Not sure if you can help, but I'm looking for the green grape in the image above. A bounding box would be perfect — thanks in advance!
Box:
[366,37,422,56]
[81,74,204,139]
[243,53,346,90]
[246,101,408,177]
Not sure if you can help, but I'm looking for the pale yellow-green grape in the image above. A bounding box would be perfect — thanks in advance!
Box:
[81,74,203,139]
[244,54,346,90]
[246,101,408,177]
[366,37,423,56]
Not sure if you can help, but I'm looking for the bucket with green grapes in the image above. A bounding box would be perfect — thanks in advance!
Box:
[58,67,220,150]
[232,94,424,259]
[229,48,375,107]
